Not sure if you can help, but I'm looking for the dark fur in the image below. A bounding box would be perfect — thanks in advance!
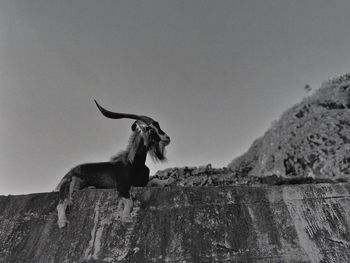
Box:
[57,128,160,202]
[56,120,169,227]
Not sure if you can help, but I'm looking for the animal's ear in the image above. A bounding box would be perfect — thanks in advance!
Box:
[131,121,138,131]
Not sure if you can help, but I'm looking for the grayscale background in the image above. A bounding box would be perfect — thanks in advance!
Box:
[1,0,350,194]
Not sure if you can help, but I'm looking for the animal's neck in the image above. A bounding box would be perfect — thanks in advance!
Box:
[126,132,148,165]
[110,132,148,165]
[131,142,147,165]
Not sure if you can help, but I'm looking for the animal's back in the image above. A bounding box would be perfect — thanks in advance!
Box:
[55,161,128,190]
[79,162,128,188]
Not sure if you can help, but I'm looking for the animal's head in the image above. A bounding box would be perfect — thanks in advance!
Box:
[94,100,170,161]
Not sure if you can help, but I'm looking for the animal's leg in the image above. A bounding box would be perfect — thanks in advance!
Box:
[57,175,82,228]
[57,178,71,228]
[68,176,79,205]
[57,198,70,228]
[121,197,133,223]
[116,198,124,219]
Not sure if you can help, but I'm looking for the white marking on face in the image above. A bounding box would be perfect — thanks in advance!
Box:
[149,123,170,145]
[135,121,170,146]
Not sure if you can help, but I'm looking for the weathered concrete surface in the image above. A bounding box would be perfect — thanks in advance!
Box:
[1,183,350,262]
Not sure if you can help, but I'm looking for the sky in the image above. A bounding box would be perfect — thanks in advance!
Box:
[1,0,350,195]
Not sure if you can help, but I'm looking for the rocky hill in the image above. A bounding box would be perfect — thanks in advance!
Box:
[147,164,336,188]
[228,73,350,180]
[149,74,350,187]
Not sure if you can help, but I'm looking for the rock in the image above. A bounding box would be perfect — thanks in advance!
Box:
[150,164,246,187]
[147,177,176,187]
[229,73,350,180]
[2,184,350,262]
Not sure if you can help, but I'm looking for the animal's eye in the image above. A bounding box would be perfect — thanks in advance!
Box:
[153,122,160,128]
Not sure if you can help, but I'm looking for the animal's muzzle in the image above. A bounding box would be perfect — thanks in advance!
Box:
[162,136,171,145]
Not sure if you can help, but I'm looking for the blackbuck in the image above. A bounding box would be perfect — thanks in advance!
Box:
[56,100,170,228]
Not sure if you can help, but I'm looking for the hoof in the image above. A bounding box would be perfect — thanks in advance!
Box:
[57,219,69,228]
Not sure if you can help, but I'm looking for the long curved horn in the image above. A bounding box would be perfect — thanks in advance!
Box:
[94,100,153,124]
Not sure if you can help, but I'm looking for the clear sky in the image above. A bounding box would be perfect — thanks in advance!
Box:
[1,0,350,195]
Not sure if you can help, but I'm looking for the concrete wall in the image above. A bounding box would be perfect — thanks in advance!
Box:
[1,183,350,262]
